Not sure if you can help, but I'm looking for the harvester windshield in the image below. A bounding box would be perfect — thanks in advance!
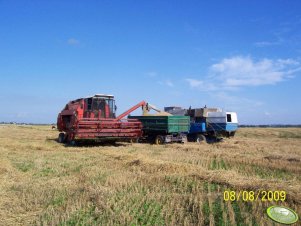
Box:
[84,97,115,118]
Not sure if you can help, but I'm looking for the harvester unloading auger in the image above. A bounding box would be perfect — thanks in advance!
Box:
[57,94,176,144]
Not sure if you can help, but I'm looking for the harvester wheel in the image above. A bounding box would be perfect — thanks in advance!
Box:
[155,135,164,145]
[129,138,139,143]
[69,140,76,146]
[58,133,65,143]
[196,134,206,143]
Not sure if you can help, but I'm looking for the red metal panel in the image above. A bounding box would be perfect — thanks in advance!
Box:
[61,110,75,116]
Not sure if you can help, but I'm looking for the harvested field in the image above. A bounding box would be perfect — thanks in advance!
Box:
[0,125,300,225]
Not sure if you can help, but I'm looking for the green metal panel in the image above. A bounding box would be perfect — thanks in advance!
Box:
[128,116,190,134]
[167,116,190,133]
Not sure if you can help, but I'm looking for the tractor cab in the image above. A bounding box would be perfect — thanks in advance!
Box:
[83,94,116,119]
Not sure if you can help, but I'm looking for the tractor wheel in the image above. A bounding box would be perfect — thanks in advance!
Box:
[129,138,139,143]
[69,140,76,146]
[187,134,194,142]
[196,134,206,143]
[155,135,164,145]
[58,133,65,143]
[108,140,117,145]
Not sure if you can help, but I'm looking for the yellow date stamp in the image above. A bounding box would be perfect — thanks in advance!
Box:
[223,190,286,202]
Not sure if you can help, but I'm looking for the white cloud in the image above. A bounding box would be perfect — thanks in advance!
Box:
[150,72,174,87]
[67,38,80,45]
[213,92,263,107]
[165,80,174,87]
[158,79,174,87]
[185,56,301,112]
[211,56,300,87]
[185,78,218,91]
[186,56,301,90]
[185,79,203,87]
[16,112,28,118]
[254,40,281,47]
[146,72,157,77]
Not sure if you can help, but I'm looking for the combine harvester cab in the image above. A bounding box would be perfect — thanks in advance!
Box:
[57,94,143,144]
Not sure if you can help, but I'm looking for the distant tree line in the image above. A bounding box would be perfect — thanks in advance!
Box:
[0,122,55,126]
[239,124,301,128]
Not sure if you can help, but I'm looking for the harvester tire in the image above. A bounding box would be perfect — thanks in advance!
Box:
[69,140,76,146]
[130,138,139,143]
[58,133,65,143]
[196,134,206,143]
[155,135,164,145]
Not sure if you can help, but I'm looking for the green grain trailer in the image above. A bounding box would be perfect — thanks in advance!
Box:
[128,115,190,144]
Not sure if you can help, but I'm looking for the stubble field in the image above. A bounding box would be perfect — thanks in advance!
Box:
[0,125,300,225]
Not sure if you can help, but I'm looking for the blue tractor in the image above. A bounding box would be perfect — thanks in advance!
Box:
[164,106,238,143]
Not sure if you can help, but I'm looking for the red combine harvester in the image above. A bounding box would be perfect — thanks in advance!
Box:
[57,94,145,144]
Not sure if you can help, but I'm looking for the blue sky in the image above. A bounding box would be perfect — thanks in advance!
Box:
[1,0,301,124]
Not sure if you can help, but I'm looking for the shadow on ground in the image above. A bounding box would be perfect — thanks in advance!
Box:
[46,137,130,147]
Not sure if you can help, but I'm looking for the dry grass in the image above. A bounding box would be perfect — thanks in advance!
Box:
[0,125,300,225]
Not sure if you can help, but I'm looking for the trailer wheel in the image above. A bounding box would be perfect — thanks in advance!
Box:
[181,135,188,144]
[129,138,139,143]
[196,134,206,143]
[58,133,65,143]
[155,135,164,145]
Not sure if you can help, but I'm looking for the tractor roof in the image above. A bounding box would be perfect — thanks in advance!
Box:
[70,94,114,103]
[85,94,114,98]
